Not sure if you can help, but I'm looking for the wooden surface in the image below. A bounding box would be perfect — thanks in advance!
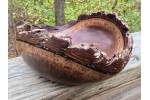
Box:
[8,32,141,100]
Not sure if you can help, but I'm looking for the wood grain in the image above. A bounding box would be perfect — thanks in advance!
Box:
[8,32,141,100]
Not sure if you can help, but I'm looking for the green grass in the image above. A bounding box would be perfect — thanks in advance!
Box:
[9,0,141,32]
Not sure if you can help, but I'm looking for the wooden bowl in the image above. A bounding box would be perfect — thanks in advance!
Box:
[16,11,133,85]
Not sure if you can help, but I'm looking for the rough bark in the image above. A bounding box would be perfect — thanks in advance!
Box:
[54,0,65,26]
[8,0,19,57]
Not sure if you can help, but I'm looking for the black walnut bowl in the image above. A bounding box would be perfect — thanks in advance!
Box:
[16,11,133,85]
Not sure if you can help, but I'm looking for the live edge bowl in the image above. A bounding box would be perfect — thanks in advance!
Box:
[16,11,133,85]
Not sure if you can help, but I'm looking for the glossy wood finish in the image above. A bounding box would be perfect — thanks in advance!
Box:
[17,41,112,85]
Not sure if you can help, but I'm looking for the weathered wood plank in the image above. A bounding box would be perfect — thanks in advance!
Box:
[85,78,141,100]
[8,32,141,100]
[52,66,140,100]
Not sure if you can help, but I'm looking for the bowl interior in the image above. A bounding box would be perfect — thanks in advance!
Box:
[62,18,125,57]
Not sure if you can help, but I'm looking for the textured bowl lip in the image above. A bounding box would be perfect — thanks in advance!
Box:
[16,11,133,74]
[17,41,112,84]
[77,11,129,34]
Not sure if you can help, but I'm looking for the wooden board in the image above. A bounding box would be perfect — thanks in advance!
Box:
[8,32,141,100]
